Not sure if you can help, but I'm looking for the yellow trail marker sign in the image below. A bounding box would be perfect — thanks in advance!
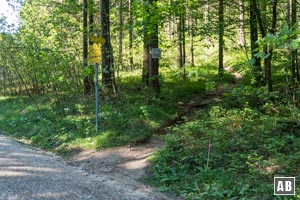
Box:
[88,36,105,64]
[88,37,105,132]
[89,36,105,44]
[89,43,101,64]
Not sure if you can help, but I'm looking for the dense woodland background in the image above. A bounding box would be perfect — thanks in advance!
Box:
[1,0,300,199]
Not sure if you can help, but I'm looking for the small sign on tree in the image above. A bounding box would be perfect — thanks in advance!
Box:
[150,48,162,59]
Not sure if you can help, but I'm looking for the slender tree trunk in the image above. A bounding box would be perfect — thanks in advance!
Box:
[264,0,278,92]
[182,2,186,79]
[177,15,183,69]
[265,51,273,92]
[2,69,7,95]
[142,0,160,93]
[204,0,209,47]
[238,0,245,47]
[118,0,124,70]
[176,1,186,77]
[89,0,94,35]
[250,0,263,86]
[287,0,291,25]
[182,16,186,67]
[0,67,4,95]
[189,16,194,67]
[253,0,269,89]
[255,0,277,91]
[88,0,95,93]
[128,0,134,67]
[253,0,267,50]
[143,1,150,85]
[143,38,150,85]
[259,0,271,90]
[218,0,224,77]
[167,0,172,40]
[290,0,299,83]
[83,0,91,95]
[149,5,160,93]
[101,0,117,92]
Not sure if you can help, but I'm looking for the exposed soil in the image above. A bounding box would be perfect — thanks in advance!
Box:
[0,134,177,199]
[59,66,242,199]
[0,66,241,199]
[66,138,164,182]
[155,66,242,134]
[63,137,180,199]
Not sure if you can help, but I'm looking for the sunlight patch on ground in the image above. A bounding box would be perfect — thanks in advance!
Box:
[0,96,9,101]
[119,158,149,170]
[0,170,32,177]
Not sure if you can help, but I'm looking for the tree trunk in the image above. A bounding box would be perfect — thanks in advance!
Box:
[218,0,224,77]
[167,0,172,40]
[254,0,277,92]
[264,0,278,92]
[290,0,299,83]
[204,0,210,47]
[118,0,124,70]
[287,0,291,25]
[176,1,186,78]
[88,0,95,93]
[89,0,94,35]
[238,0,245,47]
[142,0,160,93]
[189,16,194,67]
[142,1,150,85]
[182,2,186,79]
[149,13,160,93]
[253,0,273,91]
[257,0,271,90]
[182,16,186,67]
[128,0,134,67]
[143,38,150,85]
[101,0,117,92]
[83,0,92,95]
[177,15,183,69]
[249,0,263,86]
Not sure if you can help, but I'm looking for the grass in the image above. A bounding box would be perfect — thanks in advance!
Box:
[1,52,300,199]
[145,50,300,199]
[0,68,206,156]
[147,89,300,199]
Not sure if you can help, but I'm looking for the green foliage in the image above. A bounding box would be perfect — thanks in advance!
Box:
[148,95,300,199]
[0,0,82,95]
[0,72,205,152]
[1,0,300,199]
[258,25,300,51]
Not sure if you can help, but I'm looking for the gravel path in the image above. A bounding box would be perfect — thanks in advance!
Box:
[0,135,172,200]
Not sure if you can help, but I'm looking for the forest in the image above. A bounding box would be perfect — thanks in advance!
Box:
[1,0,300,199]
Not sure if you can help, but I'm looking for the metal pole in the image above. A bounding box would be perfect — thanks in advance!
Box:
[95,63,99,133]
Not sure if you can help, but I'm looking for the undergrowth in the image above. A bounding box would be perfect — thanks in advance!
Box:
[0,70,206,156]
[148,88,300,199]
[2,58,300,199]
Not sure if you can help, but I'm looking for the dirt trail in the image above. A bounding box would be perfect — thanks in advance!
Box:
[68,66,244,185]
[0,135,177,200]
[0,67,241,200]
[67,138,164,183]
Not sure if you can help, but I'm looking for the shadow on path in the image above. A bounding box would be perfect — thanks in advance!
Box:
[0,135,171,200]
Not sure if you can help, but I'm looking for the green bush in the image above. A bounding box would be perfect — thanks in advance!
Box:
[148,104,300,199]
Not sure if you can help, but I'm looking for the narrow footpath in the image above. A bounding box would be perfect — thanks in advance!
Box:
[0,135,171,200]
